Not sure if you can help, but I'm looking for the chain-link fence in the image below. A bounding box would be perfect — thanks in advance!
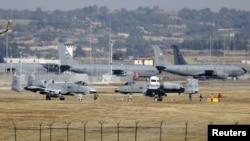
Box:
[0,120,240,141]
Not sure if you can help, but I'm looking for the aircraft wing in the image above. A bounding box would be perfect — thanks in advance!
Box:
[24,85,63,96]
[24,86,46,91]
[42,88,62,96]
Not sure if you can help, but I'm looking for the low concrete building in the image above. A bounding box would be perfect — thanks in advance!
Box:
[133,58,154,66]
[4,58,60,64]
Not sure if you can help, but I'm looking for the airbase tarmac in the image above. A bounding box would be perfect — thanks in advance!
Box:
[0,79,250,141]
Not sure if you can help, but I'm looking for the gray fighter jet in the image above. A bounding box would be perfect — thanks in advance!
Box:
[153,45,247,80]
[57,42,160,79]
[11,74,97,100]
[115,76,199,101]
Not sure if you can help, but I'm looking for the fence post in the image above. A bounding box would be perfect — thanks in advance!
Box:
[12,122,17,141]
[39,122,43,141]
[49,121,54,141]
[185,120,188,141]
[135,121,139,141]
[209,120,213,125]
[160,121,163,141]
[83,121,88,141]
[99,121,105,141]
[66,122,71,141]
[117,120,121,141]
[234,120,238,125]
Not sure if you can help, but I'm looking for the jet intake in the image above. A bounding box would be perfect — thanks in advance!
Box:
[6,68,17,73]
[48,80,55,84]
[30,80,47,87]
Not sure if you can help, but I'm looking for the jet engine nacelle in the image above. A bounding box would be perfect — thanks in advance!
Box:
[162,82,182,90]
[30,80,47,87]
[6,68,17,73]
[47,80,55,84]
[27,75,52,87]
[215,71,228,79]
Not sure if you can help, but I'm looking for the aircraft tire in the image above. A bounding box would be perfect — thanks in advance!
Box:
[59,96,65,100]
[154,97,158,101]
[46,94,51,100]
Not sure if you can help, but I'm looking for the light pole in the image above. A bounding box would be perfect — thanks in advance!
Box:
[109,22,112,75]
[89,25,92,77]
[33,59,36,74]
[10,59,12,75]
[233,38,235,64]
[223,37,226,64]
[6,30,8,59]
[209,35,212,64]
[110,40,114,75]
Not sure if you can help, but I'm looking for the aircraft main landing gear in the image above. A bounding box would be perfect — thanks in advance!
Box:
[59,95,65,100]
[46,94,51,100]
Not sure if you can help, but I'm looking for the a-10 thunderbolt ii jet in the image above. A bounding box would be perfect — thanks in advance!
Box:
[11,74,97,100]
[115,76,199,101]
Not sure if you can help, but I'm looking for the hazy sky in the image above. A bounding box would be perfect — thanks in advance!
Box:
[0,0,250,12]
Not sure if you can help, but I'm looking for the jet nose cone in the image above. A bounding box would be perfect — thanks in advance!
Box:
[90,87,97,93]
[242,67,248,73]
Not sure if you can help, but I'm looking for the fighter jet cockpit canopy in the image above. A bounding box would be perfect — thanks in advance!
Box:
[123,81,136,85]
[75,81,88,86]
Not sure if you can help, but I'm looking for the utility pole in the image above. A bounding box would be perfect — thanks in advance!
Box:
[233,38,235,64]
[6,30,8,59]
[110,40,114,75]
[209,35,212,64]
[223,37,226,64]
[89,25,92,77]
[109,22,112,75]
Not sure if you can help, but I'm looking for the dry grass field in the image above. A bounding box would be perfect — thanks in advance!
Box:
[0,79,250,141]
